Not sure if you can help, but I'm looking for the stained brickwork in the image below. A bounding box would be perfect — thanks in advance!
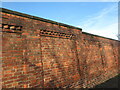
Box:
[1,8,120,88]
[80,32,119,88]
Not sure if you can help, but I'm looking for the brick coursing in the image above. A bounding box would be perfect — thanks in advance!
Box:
[1,8,120,88]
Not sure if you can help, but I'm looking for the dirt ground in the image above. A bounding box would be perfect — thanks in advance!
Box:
[93,74,120,89]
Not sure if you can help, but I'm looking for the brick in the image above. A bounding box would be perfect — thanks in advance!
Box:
[1,8,120,89]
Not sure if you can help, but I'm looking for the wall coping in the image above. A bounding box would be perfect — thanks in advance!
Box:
[1,8,82,31]
[83,32,120,42]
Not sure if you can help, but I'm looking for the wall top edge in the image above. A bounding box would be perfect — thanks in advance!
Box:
[1,8,82,31]
[82,32,120,42]
[1,8,119,42]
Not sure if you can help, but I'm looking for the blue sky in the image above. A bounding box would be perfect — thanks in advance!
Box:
[2,2,118,40]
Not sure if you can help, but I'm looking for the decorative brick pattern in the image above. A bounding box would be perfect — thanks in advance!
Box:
[40,29,75,39]
[2,24,22,33]
[1,8,120,89]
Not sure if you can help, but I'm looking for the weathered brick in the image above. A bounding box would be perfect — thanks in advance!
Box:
[1,8,120,89]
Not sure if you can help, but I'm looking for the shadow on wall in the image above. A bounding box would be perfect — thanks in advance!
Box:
[46,80,56,88]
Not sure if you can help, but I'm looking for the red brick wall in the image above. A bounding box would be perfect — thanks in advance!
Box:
[1,9,120,88]
[2,12,44,88]
[81,33,119,88]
